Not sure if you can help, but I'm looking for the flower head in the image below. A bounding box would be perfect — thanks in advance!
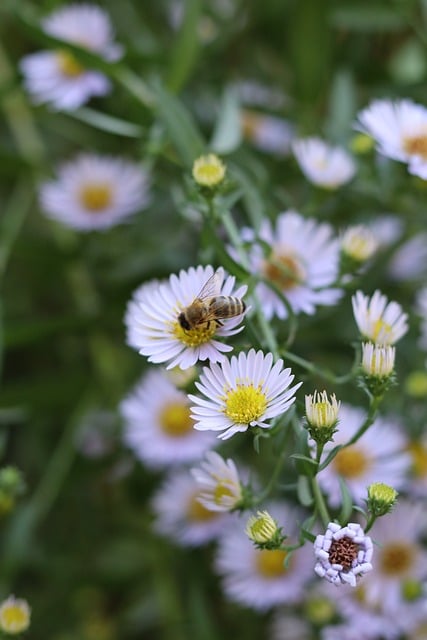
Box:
[120,369,215,470]
[39,154,150,231]
[231,211,342,320]
[152,469,230,547]
[355,98,427,179]
[305,390,340,440]
[341,225,378,264]
[126,265,247,370]
[361,342,396,378]
[245,510,283,547]
[20,4,122,110]
[191,451,243,512]
[352,290,408,345]
[314,522,373,587]
[189,349,301,440]
[192,154,226,188]
[241,110,294,156]
[215,502,314,611]
[0,596,31,635]
[367,482,398,516]
[292,137,356,189]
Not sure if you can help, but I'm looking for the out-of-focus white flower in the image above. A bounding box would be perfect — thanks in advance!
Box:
[314,522,373,587]
[388,233,427,282]
[214,502,314,611]
[352,290,408,345]
[241,110,294,156]
[120,369,215,470]
[341,225,378,263]
[126,265,247,370]
[189,349,301,440]
[416,287,427,351]
[361,342,396,378]
[232,211,342,320]
[39,154,150,231]
[270,611,313,640]
[316,403,410,508]
[152,469,230,547]
[0,595,31,635]
[191,451,243,512]
[321,623,385,640]
[235,80,286,110]
[20,4,122,110]
[368,215,404,250]
[292,137,356,189]
[355,98,427,179]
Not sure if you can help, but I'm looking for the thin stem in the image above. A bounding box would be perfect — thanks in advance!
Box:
[311,476,331,528]
[345,395,381,447]
[254,447,288,505]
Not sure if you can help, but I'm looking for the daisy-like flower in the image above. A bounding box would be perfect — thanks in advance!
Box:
[120,369,215,470]
[292,137,356,189]
[191,451,243,512]
[352,290,408,345]
[39,154,150,231]
[355,98,427,179]
[151,469,230,547]
[124,279,163,350]
[214,502,314,611]
[341,225,378,264]
[314,522,373,587]
[305,390,340,430]
[20,4,122,110]
[190,349,301,440]
[232,211,342,320]
[316,403,410,508]
[361,342,395,378]
[0,595,31,635]
[126,265,247,370]
[241,110,294,156]
[329,501,427,637]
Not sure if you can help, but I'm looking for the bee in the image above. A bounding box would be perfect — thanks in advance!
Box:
[177,270,246,331]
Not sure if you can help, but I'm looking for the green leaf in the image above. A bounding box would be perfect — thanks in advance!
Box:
[210,87,242,154]
[229,164,265,232]
[167,0,202,93]
[331,6,402,31]
[338,477,354,524]
[70,108,144,138]
[151,80,205,166]
[318,444,342,471]
[297,475,314,507]
[290,453,317,466]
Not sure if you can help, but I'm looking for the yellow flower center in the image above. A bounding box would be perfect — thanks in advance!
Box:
[379,542,415,576]
[371,318,393,342]
[224,384,267,424]
[173,320,217,347]
[213,483,234,505]
[158,402,193,437]
[333,446,370,478]
[255,549,289,578]
[403,134,427,160]
[0,603,30,633]
[187,494,218,522]
[263,253,305,291]
[57,49,85,77]
[79,183,113,212]
[407,442,427,478]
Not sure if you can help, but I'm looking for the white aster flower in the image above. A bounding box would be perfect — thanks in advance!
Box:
[124,280,164,350]
[368,214,404,250]
[214,502,314,611]
[341,225,378,263]
[326,502,427,637]
[316,403,410,508]
[151,469,230,547]
[361,342,395,378]
[292,137,356,189]
[388,232,427,282]
[355,98,427,179]
[120,369,215,470]
[314,522,373,587]
[39,154,150,231]
[233,211,342,320]
[126,265,247,370]
[0,595,31,635]
[305,390,340,429]
[241,110,294,156]
[191,451,243,512]
[321,623,387,640]
[20,4,122,110]
[352,289,408,345]
[189,349,301,440]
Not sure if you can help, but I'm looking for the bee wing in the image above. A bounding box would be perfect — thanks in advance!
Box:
[196,270,222,301]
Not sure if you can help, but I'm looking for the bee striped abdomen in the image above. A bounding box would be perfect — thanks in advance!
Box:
[208,296,246,318]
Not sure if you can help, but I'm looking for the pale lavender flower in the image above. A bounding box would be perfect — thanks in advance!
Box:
[293,137,356,188]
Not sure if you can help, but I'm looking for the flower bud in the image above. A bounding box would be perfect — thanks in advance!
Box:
[367,482,398,516]
[305,390,340,445]
[245,510,284,549]
[192,154,226,189]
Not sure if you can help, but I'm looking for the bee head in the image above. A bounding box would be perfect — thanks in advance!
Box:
[178,312,191,331]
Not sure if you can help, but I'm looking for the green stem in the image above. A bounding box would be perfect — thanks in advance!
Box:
[311,476,331,528]
[254,446,288,505]
[345,395,381,447]
[364,513,376,533]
